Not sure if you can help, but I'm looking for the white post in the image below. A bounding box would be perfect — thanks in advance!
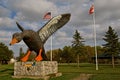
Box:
[92,9,98,70]
[50,13,53,61]
[50,36,53,61]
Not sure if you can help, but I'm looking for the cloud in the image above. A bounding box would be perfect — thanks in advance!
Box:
[0,17,14,27]
[0,6,10,17]
[0,0,120,56]
[7,0,58,22]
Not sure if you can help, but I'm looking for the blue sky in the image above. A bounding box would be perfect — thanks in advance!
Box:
[0,0,120,57]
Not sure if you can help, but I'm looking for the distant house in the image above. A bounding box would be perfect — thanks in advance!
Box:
[92,53,120,64]
[0,59,9,64]
[0,58,17,64]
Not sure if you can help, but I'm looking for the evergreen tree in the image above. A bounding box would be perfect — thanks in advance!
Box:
[17,47,25,61]
[103,26,119,68]
[72,30,84,67]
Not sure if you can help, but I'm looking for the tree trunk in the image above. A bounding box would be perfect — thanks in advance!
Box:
[77,55,79,67]
[112,54,115,68]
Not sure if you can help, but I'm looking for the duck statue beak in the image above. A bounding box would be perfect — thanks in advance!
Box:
[9,38,18,45]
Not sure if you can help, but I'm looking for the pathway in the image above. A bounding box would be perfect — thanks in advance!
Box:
[72,73,92,80]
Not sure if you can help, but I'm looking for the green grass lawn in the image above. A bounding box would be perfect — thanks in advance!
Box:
[58,63,120,80]
[0,63,120,80]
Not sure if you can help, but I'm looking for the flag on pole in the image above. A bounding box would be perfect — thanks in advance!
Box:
[43,12,53,61]
[89,3,98,70]
[89,4,94,14]
[43,12,51,19]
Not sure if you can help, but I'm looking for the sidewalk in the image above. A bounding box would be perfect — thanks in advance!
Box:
[72,73,92,80]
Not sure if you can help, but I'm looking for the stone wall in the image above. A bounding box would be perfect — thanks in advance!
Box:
[14,61,58,77]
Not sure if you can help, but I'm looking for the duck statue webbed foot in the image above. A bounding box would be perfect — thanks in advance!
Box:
[21,50,31,62]
[35,49,43,61]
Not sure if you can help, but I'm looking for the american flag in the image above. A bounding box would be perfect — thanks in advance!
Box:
[43,12,51,19]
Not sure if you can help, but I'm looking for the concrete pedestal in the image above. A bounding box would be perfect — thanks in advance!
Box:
[13,61,61,79]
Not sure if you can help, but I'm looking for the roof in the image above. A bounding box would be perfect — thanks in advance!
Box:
[92,53,120,59]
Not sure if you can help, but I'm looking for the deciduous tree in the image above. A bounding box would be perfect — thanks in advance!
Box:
[0,42,13,64]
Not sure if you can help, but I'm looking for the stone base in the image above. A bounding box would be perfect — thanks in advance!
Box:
[14,61,58,77]
[12,73,62,80]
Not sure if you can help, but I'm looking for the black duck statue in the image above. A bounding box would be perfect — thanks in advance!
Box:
[10,13,71,62]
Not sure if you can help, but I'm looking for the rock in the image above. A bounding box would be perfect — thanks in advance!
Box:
[14,61,58,77]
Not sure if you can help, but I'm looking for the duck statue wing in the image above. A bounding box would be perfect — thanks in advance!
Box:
[37,13,71,44]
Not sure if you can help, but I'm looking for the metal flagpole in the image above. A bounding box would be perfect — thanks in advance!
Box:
[50,13,53,61]
[92,7,98,70]
[50,36,53,61]
[43,12,53,61]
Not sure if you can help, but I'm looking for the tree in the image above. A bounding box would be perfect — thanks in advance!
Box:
[103,26,119,68]
[17,47,25,61]
[46,48,62,62]
[61,46,75,63]
[72,30,84,67]
[84,46,94,62]
[0,42,13,64]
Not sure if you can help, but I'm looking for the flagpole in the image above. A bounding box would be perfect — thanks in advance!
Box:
[50,13,52,61]
[92,8,98,70]
[50,36,53,61]
[43,12,53,61]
